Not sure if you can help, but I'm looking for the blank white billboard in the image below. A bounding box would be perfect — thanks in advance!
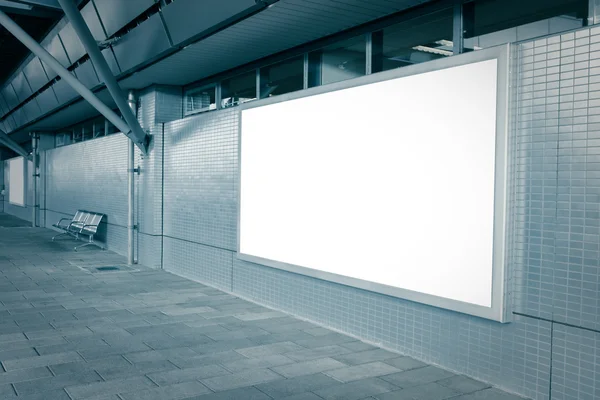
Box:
[9,157,25,207]
[239,47,509,321]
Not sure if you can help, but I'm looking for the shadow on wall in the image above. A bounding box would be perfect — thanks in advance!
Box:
[168,110,236,146]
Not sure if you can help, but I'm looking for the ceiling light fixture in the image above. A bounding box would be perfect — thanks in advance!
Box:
[412,45,453,56]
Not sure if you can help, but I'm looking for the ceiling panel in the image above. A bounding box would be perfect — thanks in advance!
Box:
[41,35,70,81]
[0,93,8,117]
[121,0,432,89]
[22,98,41,124]
[11,72,33,104]
[93,0,156,38]
[112,13,170,73]
[161,0,256,46]
[51,78,78,104]
[2,85,19,110]
[23,58,49,93]
[73,61,99,89]
[11,107,28,129]
[28,88,115,131]
[59,2,107,64]
[36,87,59,115]
[3,113,16,133]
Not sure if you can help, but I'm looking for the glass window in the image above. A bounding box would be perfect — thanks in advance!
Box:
[464,0,587,50]
[309,36,366,87]
[185,84,216,115]
[221,70,257,108]
[372,8,453,73]
[259,56,304,98]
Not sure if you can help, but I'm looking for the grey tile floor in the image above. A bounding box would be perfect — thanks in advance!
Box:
[0,215,526,400]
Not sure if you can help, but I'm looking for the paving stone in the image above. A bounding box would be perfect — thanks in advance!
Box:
[280,394,326,400]
[284,345,353,362]
[171,350,248,369]
[235,341,305,358]
[255,372,340,398]
[314,377,400,400]
[0,332,26,343]
[79,342,152,360]
[0,347,39,362]
[50,355,133,376]
[380,366,456,388]
[324,362,401,383]
[24,327,92,340]
[375,382,460,400]
[119,380,211,400]
[144,334,214,350]
[304,327,334,336]
[0,383,16,397]
[294,333,357,348]
[206,327,269,341]
[12,388,71,400]
[383,357,427,371]
[448,388,526,400]
[247,331,315,346]
[201,368,282,392]
[14,370,103,396]
[96,359,179,381]
[3,351,83,370]
[234,311,287,321]
[65,376,157,399]
[333,349,399,366]
[271,357,347,378]
[189,386,271,400]
[221,354,293,372]
[123,347,198,363]
[147,364,230,386]
[436,375,491,394]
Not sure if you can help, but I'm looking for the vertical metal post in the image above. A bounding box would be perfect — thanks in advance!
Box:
[589,0,598,25]
[303,53,309,89]
[256,68,261,99]
[453,1,464,55]
[31,133,38,227]
[127,91,136,265]
[104,119,109,136]
[365,32,373,75]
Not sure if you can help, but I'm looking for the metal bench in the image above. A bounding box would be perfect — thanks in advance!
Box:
[52,210,105,251]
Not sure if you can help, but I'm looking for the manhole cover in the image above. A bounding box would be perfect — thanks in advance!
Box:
[76,264,139,273]
[96,266,120,271]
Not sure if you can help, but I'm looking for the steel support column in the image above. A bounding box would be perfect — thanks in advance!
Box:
[0,128,29,159]
[58,0,150,155]
[0,10,142,153]
[31,133,38,227]
[127,91,137,265]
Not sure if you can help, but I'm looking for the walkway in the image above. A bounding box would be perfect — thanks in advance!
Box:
[0,214,523,400]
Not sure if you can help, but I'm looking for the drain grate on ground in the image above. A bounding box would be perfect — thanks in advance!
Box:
[77,265,140,273]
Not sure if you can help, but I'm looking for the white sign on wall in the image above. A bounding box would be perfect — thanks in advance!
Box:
[8,157,26,207]
[238,45,510,322]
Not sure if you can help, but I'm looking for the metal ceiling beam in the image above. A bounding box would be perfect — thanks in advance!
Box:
[58,0,150,155]
[9,0,60,10]
[0,9,149,154]
[0,128,29,158]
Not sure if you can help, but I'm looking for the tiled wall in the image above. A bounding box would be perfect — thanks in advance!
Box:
[2,25,598,400]
[43,135,129,253]
[158,26,600,400]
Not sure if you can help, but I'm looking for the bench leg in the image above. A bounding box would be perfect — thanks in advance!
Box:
[52,232,70,241]
[74,236,104,252]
